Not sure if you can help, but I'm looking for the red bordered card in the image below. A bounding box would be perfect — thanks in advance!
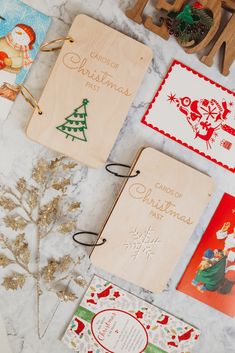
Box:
[177,193,235,317]
[141,60,235,173]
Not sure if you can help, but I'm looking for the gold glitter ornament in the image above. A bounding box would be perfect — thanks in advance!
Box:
[59,221,76,234]
[56,290,77,302]
[28,188,39,209]
[0,254,13,268]
[59,255,72,272]
[0,196,17,211]
[0,157,83,339]
[74,275,87,287]
[16,178,27,194]
[68,202,81,212]
[42,260,58,282]
[52,178,70,191]
[3,215,28,231]
[2,272,26,290]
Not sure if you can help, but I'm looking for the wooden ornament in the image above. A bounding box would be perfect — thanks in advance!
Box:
[125,0,149,24]
[91,147,215,293]
[201,1,235,76]
[145,0,185,40]
[125,0,235,75]
[26,15,152,168]
[185,0,221,54]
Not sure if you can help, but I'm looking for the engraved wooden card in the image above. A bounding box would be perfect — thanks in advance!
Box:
[91,147,215,293]
[26,15,152,168]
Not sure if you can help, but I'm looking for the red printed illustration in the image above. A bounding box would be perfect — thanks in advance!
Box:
[141,61,235,173]
[168,94,234,149]
[177,193,235,317]
[0,24,36,101]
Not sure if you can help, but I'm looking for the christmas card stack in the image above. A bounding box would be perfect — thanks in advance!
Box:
[0,0,51,121]
[26,15,152,168]
[91,147,215,293]
[62,275,200,353]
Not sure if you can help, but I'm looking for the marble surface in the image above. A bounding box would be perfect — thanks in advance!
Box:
[0,0,235,352]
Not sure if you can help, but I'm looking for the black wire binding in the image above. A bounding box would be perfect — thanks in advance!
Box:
[105,163,140,178]
[72,231,106,247]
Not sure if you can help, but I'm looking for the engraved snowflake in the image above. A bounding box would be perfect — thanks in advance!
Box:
[124,226,160,261]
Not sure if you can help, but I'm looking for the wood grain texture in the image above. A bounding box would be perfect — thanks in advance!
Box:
[26,15,152,168]
[201,2,235,75]
[125,0,149,24]
[91,147,215,293]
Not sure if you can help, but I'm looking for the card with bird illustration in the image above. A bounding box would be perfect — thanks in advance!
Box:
[62,275,200,353]
[0,0,50,121]
[142,60,235,173]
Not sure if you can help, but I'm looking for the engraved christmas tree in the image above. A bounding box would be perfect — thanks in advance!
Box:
[56,99,89,142]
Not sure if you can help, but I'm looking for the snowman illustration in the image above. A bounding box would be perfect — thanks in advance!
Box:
[0,23,36,100]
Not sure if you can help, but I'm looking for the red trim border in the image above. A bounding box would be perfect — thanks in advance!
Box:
[91,308,149,353]
[141,60,235,173]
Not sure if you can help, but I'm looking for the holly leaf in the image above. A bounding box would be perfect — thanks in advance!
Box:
[38,197,59,227]
[41,260,58,282]
[58,221,76,234]
[73,275,87,287]
[52,178,70,191]
[58,255,72,272]
[12,234,30,265]
[49,157,65,170]
[2,272,26,290]
[32,159,48,184]
[16,178,26,194]
[28,188,39,209]
[0,254,13,268]
[62,162,77,171]
[68,202,81,212]
[0,196,18,211]
[4,216,28,231]
[56,290,77,302]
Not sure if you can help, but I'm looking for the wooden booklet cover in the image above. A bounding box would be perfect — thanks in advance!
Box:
[91,147,215,293]
[26,15,152,168]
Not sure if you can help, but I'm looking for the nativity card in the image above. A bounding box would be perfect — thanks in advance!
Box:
[91,147,215,293]
[63,275,200,353]
[0,0,51,121]
[142,60,235,173]
[177,193,235,317]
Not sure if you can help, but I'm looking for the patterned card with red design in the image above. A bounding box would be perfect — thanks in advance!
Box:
[62,275,200,353]
[142,60,235,173]
[177,193,235,317]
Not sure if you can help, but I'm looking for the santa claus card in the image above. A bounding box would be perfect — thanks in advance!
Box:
[26,15,152,168]
[62,276,200,353]
[0,0,50,121]
[142,60,235,173]
[177,193,235,317]
[91,147,215,293]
